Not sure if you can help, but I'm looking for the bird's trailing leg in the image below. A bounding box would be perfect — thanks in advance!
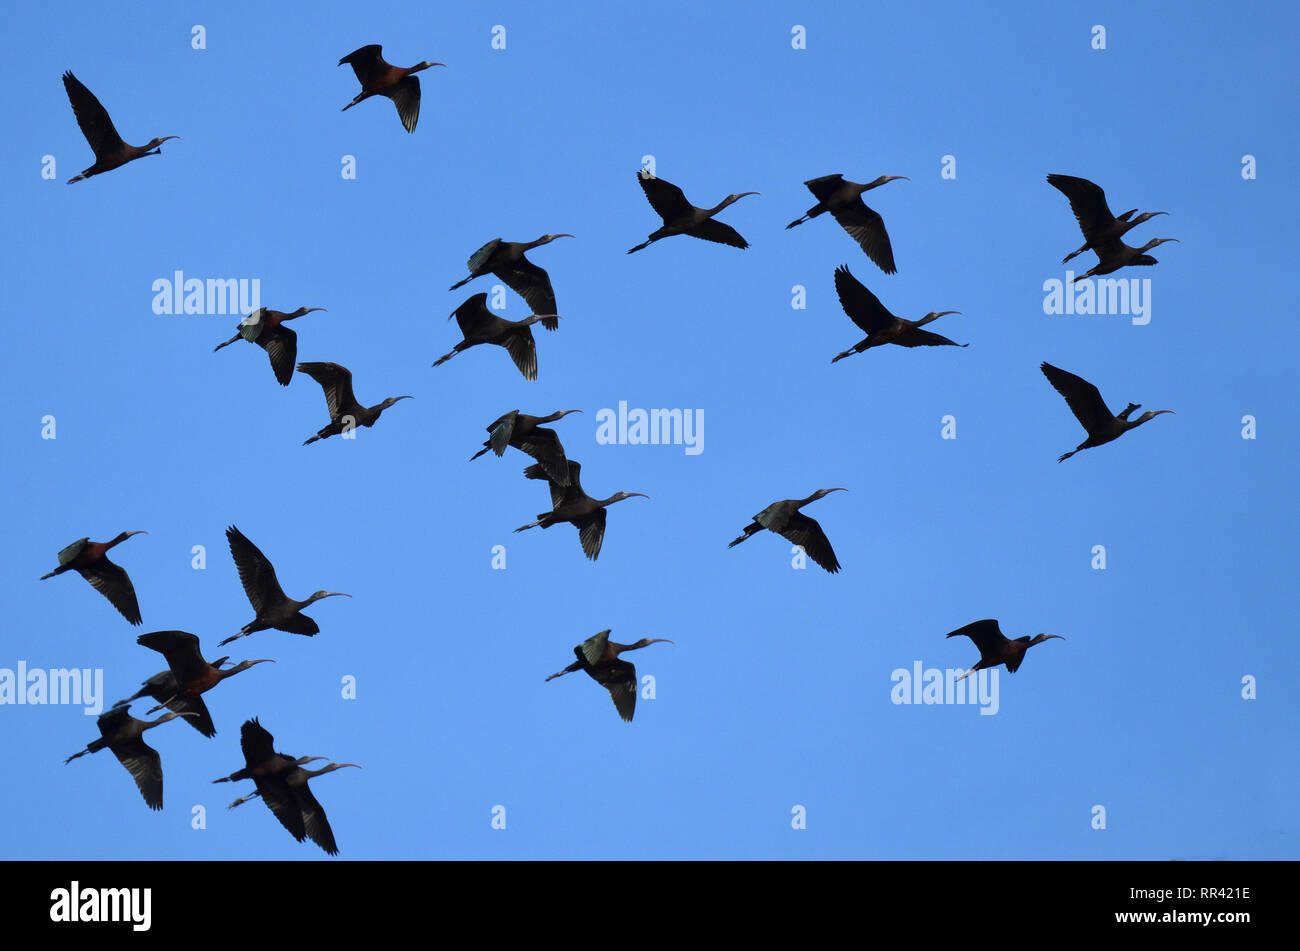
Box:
[545,660,583,682]
[217,629,250,647]
[514,520,541,533]
[228,792,260,809]
[213,333,242,352]
[727,523,762,548]
[626,239,653,255]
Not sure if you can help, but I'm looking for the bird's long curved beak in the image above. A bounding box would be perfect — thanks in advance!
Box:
[323,592,353,598]
[127,531,150,537]
[935,311,962,317]
[627,493,650,499]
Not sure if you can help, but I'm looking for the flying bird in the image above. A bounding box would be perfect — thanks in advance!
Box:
[220,526,350,646]
[227,761,360,856]
[946,619,1065,681]
[339,45,444,132]
[65,705,195,810]
[133,630,273,736]
[448,236,574,327]
[61,71,178,183]
[215,718,326,844]
[546,630,674,721]
[787,174,909,273]
[515,460,648,561]
[40,531,147,624]
[1041,362,1174,462]
[830,265,963,362]
[214,307,326,386]
[469,409,582,485]
[433,293,559,381]
[1045,174,1169,264]
[297,362,412,445]
[627,170,758,253]
[728,488,846,573]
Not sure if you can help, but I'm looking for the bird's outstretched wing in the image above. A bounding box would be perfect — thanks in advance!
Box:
[1041,362,1114,433]
[517,427,570,485]
[295,781,340,855]
[688,219,749,249]
[137,630,207,685]
[779,513,841,573]
[499,257,559,323]
[389,75,420,132]
[339,45,389,86]
[1046,174,1117,247]
[590,659,638,721]
[263,327,297,386]
[80,557,142,625]
[111,737,165,810]
[296,362,358,419]
[62,71,126,160]
[504,327,538,381]
[637,172,693,221]
[486,411,518,456]
[946,619,1007,657]
[896,329,966,348]
[833,265,892,334]
[831,202,897,274]
[804,173,847,203]
[226,527,289,615]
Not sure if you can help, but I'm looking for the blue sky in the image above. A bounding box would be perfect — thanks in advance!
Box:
[0,0,1296,860]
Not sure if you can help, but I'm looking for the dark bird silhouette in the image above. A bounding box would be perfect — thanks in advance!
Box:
[220,526,350,646]
[787,174,909,273]
[1041,362,1175,462]
[214,718,326,843]
[546,630,674,721]
[40,531,147,625]
[214,307,326,386]
[448,236,574,328]
[116,666,223,738]
[469,409,581,484]
[65,705,195,810]
[62,72,178,183]
[1045,174,1169,264]
[1072,235,1180,282]
[133,630,272,734]
[433,293,559,381]
[297,362,412,445]
[339,45,444,132]
[515,461,648,561]
[728,488,846,573]
[627,170,758,253]
[947,619,1065,681]
[830,265,964,362]
[228,761,360,856]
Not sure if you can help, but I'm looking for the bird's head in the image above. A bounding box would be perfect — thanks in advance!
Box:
[1030,634,1066,646]
[813,488,848,500]
[1135,409,1175,425]
[631,638,675,648]
[111,530,149,545]
[413,61,447,72]
[551,409,583,420]
[146,136,180,153]
[866,175,910,189]
[1139,237,1180,253]
[919,310,961,326]
[1133,211,1169,224]
[610,491,650,503]
[380,395,415,410]
[231,658,276,673]
[287,307,328,319]
[727,191,761,203]
[309,590,353,603]
[538,233,576,244]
